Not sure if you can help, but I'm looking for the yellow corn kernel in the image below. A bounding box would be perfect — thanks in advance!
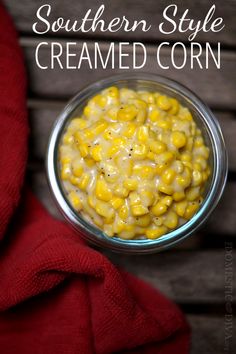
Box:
[104,224,114,237]
[113,220,124,234]
[169,98,180,115]
[179,108,193,121]
[114,185,129,198]
[123,123,137,138]
[173,191,185,202]
[149,140,167,154]
[176,176,190,188]
[101,163,119,182]
[119,229,136,240]
[175,161,184,173]
[184,202,199,219]
[79,144,89,158]
[176,167,191,188]
[95,178,112,202]
[78,173,90,190]
[90,145,102,162]
[130,98,147,109]
[171,131,187,148]
[132,143,148,159]
[200,146,210,159]
[106,107,118,120]
[155,164,166,175]
[157,119,172,130]
[155,151,174,165]
[147,151,155,160]
[194,136,204,148]
[193,162,202,171]
[175,200,188,217]
[113,137,127,147]
[83,129,95,140]
[180,152,192,162]
[162,196,173,206]
[136,109,147,124]
[60,156,72,164]
[93,120,109,135]
[129,191,141,206]
[120,88,137,100]
[158,183,174,195]
[129,99,147,123]
[88,195,96,209]
[96,201,114,218]
[119,204,129,220]
[107,144,120,157]
[131,204,149,216]
[186,136,194,152]
[63,133,74,145]
[202,171,209,182]
[151,202,168,216]
[74,131,84,144]
[110,197,124,210]
[117,104,138,121]
[135,214,151,227]
[164,211,178,229]
[92,94,107,108]
[103,128,114,140]
[142,190,155,207]
[191,170,203,186]
[137,126,149,142]
[69,175,80,187]
[194,157,207,170]
[106,86,119,98]
[156,95,171,111]
[68,191,82,211]
[161,168,176,185]
[145,226,167,239]
[140,92,155,104]
[182,161,192,169]
[104,212,115,224]
[61,165,71,180]
[83,105,93,117]
[70,118,87,130]
[84,158,95,167]
[153,216,164,226]
[149,109,161,122]
[71,160,83,177]
[186,187,200,201]
[123,178,138,191]
[132,164,142,175]
[139,165,155,179]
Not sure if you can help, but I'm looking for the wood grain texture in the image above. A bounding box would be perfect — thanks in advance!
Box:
[28,106,236,171]
[189,315,234,354]
[4,0,236,46]
[21,39,236,110]
[105,250,236,304]
[29,169,236,237]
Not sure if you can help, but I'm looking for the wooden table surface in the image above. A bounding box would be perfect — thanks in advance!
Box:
[4,1,236,353]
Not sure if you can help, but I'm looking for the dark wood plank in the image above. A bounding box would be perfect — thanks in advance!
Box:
[189,315,233,354]
[106,250,235,304]
[28,106,236,171]
[29,169,236,237]
[4,0,236,46]
[21,39,236,110]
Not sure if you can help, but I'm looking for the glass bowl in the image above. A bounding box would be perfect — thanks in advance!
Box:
[46,73,228,254]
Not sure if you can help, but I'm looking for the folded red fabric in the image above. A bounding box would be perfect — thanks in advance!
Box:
[0,2,190,353]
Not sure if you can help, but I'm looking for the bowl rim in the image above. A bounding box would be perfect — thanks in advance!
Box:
[46,73,228,254]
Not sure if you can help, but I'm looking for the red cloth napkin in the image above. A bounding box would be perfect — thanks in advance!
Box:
[0,2,190,353]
